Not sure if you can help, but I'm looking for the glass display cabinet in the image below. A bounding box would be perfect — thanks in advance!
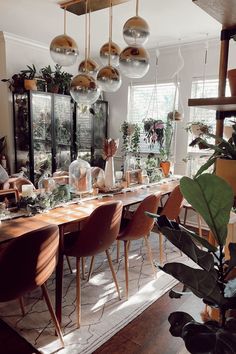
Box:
[13,91,74,185]
[75,100,108,169]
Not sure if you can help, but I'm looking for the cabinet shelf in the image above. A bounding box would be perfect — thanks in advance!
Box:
[188,96,236,112]
[193,0,236,28]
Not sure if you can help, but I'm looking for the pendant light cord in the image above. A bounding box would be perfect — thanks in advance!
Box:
[85,0,88,70]
[136,0,139,16]
[108,0,113,66]
[64,7,67,35]
[88,5,91,59]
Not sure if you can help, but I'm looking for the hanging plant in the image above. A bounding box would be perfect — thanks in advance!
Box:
[143,118,165,147]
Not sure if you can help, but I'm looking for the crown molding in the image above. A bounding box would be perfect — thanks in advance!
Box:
[2,31,48,50]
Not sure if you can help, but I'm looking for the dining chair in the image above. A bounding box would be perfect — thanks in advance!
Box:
[0,225,64,347]
[63,201,123,328]
[117,193,161,299]
[154,185,184,265]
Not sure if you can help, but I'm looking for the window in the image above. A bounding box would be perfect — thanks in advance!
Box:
[128,82,177,153]
[187,78,230,177]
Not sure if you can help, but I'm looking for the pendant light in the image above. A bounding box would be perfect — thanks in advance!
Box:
[50,7,79,66]
[119,0,150,79]
[70,0,100,105]
[97,0,122,93]
[123,0,150,46]
[78,6,99,77]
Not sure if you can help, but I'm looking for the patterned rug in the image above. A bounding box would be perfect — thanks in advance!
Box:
[0,233,190,354]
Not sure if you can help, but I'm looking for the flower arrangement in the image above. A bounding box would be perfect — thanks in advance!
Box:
[143,118,165,147]
[102,138,119,160]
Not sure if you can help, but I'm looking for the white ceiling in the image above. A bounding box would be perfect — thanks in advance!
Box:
[0,0,221,56]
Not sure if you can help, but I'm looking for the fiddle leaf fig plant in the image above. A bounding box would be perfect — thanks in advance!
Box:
[147,173,236,354]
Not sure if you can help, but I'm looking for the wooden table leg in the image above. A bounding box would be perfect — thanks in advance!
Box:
[56,226,64,325]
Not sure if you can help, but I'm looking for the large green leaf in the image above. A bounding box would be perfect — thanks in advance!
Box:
[161,262,225,306]
[182,226,218,253]
[160,226,216,272]
[180,174,233,246]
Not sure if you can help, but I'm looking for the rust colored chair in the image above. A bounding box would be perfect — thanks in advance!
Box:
[117,194,161,299]
[0,225,64,347]
[154,185,184,264]
[63,201,123,328]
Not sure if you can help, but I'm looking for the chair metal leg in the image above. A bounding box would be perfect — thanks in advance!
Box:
[144,235,156,279]
[158,232,164,265]
[82,257,86,280]
[41,284,64,348]
[76,257,81,328]
[87,256,95,281]
[105,250,121,300]
[19,297,25,316]
[124,240,129,299]
[116,240,120,262]
[66,255,73,274]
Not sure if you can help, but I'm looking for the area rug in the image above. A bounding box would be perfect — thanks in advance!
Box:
[0,233,191,354]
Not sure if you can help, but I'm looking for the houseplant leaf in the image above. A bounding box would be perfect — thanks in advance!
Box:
[160,262,225,305]
[180,174,233,246]
[159,225,216,272]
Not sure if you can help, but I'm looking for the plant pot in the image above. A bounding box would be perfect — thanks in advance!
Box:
[24,79,37,91]
[160,160,171,178]
[215,158,236,195]
[48,84,59,94]
[227,69,236,96]
[224,125,233,140]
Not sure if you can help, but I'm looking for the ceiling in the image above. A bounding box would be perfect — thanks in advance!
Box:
[0,0,221,57]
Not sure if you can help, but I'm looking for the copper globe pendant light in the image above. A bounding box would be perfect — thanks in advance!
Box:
[70,0,100,105]
[119,0,150,79]
[97,0,122,93]
[50,7,79,66]
[78,7,99,77]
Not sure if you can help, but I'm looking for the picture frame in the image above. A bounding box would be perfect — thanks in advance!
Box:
[0,189,19,210]
[125,169,142,187]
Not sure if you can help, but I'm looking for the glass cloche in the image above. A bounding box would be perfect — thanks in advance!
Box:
[69,158,92,194]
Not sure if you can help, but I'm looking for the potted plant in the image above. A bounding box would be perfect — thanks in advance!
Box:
[159,113,175,177]
[185,121,212,138]
[190,123,236,195]
[20,64,37,91]
[147,173,236,354]
[120,121,141,171]
[1,73,25,93]
[39,64,72,94]
[143,118,165,148]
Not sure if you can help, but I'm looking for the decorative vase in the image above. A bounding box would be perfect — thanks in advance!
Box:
[160,160,171,178]
[104,157,115,188]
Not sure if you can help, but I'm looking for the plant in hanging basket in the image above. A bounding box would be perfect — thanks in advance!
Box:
[143,118,165,147]
[185,121,212,137]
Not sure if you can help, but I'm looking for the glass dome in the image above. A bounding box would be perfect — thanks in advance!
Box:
[38,173,56,192]
[69,158,92,194]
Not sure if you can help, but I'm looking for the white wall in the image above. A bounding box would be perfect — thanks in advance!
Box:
[1,31,236,175]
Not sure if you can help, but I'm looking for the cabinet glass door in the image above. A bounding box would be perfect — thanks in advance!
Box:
[31,92,52,184]
[53,94,73,171]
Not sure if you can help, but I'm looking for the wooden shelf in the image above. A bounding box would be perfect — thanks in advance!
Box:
[193,0,236,29]
[188,96,236,111]
[59,0,130,15]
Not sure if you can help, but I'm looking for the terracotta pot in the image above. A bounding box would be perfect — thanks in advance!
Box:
[215,159,236,195]
[160,160,171,178]
[224,125,233,140]
[227,69,236,96]
[24,79,37,91]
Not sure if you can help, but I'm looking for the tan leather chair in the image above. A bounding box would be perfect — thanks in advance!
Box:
[117,194,161,299]
[154,185,184,264]
[63,201,123,328]
[0,225,64,347]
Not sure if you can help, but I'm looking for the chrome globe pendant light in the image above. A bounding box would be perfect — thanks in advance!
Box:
[97,0,122,92]
[78,6,99,77]
[50,7,79,66]
[119,0,150,79]
[123,0,150,46]
[70,0,100,105]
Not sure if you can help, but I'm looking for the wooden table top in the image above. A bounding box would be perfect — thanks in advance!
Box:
[0,179,179,243]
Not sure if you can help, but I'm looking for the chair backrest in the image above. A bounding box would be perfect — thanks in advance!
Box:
[66,201,123,257]
[0,225,59,302]
[160,185,183,220]
[119,194,161,240]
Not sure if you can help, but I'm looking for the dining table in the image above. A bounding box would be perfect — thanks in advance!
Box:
[0,177,180,325]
